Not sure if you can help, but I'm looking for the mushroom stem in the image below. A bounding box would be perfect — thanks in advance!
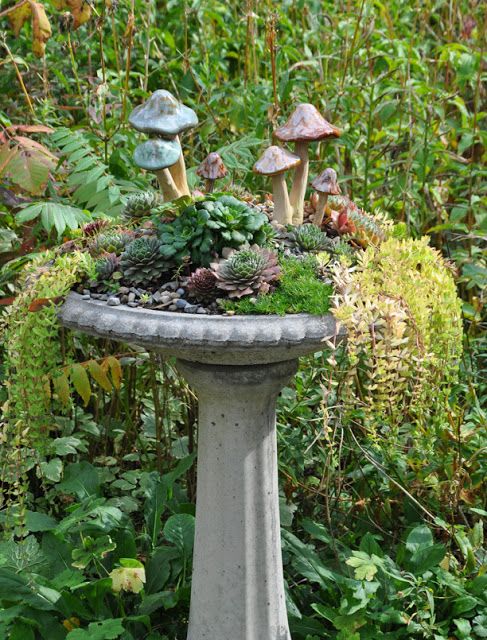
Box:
[205,178,215,193]
[155,167,182,201]
[271,174,293,225]
[168,136,190,196]
[289,141,309,224]
[313,193,329,227]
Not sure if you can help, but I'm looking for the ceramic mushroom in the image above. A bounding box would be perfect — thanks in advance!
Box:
[254,146,301,225]
[196,152,227,193]
[133,138,182,201]
[311,167,341,227]
[274,104,340,225]
[129,90,198,197]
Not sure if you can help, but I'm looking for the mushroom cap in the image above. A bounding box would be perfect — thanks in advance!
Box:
[253,145,301,176]
[274,103,340,142]
[311,168,341,195]
[133,138,181,171]
[196,152,228,180]
[129,89,198,136]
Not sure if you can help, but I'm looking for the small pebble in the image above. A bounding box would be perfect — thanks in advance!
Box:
[127,302,138,308]
[91,293,102,300]
[196,307,207,314]
[128,292,136,303]
[100,294,108,301]
[81,294,91,300]
[184,304,199,313]
[118,286,130,295]
[170,291,180,299]
[176,288,185,296]
[161,294,172,304]
[153,291,162,303]
[107,296,121,306]
[168,304,178,311]
[175,298,188,309]
[165,281,178,290]
[120,295,129,304]
[82,289,90,296]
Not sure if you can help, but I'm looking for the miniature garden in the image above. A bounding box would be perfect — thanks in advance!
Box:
[0,2,485,640]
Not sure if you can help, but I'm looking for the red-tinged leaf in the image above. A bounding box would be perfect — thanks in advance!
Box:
[13,136,58,161]
[0,143,17,177]
[28,296,64,312]
[106,356,122,389]
[70,363,91,406]
[53,371,70,406]
[5,146,54,195]
[0,297,16,306]
[87,359,112,393]
[0,124,53,144]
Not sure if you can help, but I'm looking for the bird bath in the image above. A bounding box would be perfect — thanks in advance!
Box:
[59,292,343,640]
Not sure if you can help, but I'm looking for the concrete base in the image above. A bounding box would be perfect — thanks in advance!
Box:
[177,359,297,640]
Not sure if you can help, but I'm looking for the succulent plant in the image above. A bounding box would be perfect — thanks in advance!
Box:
[157,195,272,268]
[82,219,109,237]
[188,268,218,301]
[95,253,120,281]
[120,236,169,285]
[212,246,280,298]
[291,224,334,252]
[122,191,162,220]
[89,232,134,256]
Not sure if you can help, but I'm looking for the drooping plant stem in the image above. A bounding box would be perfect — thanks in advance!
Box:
[289,141,309,224]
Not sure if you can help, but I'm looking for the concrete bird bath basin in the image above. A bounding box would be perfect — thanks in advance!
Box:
[59,292,343,640]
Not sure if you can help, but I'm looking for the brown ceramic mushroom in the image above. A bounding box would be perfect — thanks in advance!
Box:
[196,152,228,193]
[274,104,340,225]
[253,146,301,225]
[311,168,341,227]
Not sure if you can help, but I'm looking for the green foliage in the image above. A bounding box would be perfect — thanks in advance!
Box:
[224,256,332,315]
[333,237,463,439]
[89,232,133,257]
[292,224,334,252]
[16,201,91,238]
[94,253,119,281]
[120,236,169,286]
[157,195,272,267]
[213,246,280,298]
[122,191,162,221]
[50,129,126,218]
[284,523,486,639]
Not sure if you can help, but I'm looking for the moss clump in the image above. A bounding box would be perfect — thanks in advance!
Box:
[221,256,332,316]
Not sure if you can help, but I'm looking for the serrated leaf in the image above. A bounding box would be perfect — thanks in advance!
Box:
[70,363,91,406]
[345,551,380,581]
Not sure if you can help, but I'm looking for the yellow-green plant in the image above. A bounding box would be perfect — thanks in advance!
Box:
[0,251,94,530]
[332,237,463,444]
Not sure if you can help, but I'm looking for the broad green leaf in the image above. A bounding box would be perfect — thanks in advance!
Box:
[346,551,380,581]
[163,514,195,557]
[66,618,125,640]
[39,458,63,483]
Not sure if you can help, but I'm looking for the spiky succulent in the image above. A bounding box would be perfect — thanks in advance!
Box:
[212,246,280,299]
[95,253,120,281]
[82,219,109,237]
[292,224,334,252]
[188,268,217,301]
[346,207,393,246]
[89,232,133,256]
[120,236,169,285]
[122,191,162,220]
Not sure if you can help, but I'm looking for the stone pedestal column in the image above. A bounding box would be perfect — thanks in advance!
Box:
[177,358,297,640]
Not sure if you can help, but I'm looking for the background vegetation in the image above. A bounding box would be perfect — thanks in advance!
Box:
[0,1,485,639]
